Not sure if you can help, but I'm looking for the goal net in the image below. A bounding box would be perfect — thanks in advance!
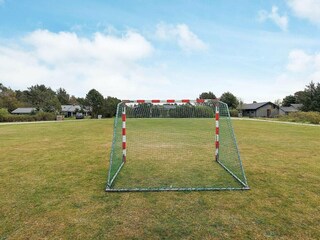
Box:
[106,99,249,192]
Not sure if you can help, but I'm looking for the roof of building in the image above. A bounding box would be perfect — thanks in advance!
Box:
[11,108,37,114]
[291,104,303,109]
[280,106,299,113]
[280,103,303,113]
[241,102,277,110]
[61,105,81,112]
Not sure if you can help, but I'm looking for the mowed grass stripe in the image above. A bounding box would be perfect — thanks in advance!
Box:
[0,119,319,239]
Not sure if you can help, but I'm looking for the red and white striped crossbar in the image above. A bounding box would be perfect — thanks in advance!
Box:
[122,106,126,163]
[122,99,217,104]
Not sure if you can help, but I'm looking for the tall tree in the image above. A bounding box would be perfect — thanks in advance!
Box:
[0,84,20,112]
[282,95,296,107]
[102,96,121,117]
[69,95,78,105]
[56,88,70,105]
[294,91,306,104]
[199,91,216,99]
[27,84,61,112]
[220,92,239,109]
[85,89,104,118]
[300,81,320,112]
[15,90,31,107]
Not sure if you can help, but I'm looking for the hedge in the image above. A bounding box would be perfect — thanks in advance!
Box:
[278,111,320,124]
[0,109,56,122]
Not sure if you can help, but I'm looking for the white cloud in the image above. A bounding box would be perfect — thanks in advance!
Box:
[286,49,313,72]
[0,29,172,99]
[286,49,320,75]
[258,6,288,31]
[287,0,320,24]
[155,23,207,51]
[278,49,320,93]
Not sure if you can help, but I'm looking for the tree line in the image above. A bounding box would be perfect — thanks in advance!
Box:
[281,81,320,112]
[0,83,120,118]
[3,80,317,120]
[198,91,240,109]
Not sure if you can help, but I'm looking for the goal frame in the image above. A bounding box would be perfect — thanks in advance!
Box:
[106,99,249,192]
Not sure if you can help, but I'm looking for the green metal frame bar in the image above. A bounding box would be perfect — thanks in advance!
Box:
[216,160,248,188]
[106,102,122,188]
[223,103,249,187]
[106,100,250,192]
[106,186,250,192]
[107,162,124,188]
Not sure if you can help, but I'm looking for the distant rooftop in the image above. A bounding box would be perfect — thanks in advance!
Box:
[242,102,271,110]
[61,105,90,113]
[280,106,298,113]
[280,104,303,113]
[291,104,303,109]
[61,105,81,112]
[11,108,36,114]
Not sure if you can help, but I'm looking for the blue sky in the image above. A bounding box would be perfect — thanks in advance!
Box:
[1,0,320,102]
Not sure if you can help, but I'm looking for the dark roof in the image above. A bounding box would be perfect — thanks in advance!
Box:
[280,103,303,113]
[291,104,303,109]
[11,108,37,114]
[242,102,275,110]
[280,106,299,113]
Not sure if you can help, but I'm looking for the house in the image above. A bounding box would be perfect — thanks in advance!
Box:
[11,107,37,114]
[279,103,303,115]
[61,105,90,117]
[241,102,279,118]
[61,105,81,117]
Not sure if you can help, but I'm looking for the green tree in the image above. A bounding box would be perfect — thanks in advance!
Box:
[300,81,320,112]
[0,84,20,112]
[294,91,306,104]
[282,95,296,107]
[220,92,239,109]
[102,96,121,117]
[15,90,31,107]
[199,91,216,99]
[27,85,61,112]
[56,88,70,105]
[69,95,78,105]
[76,97,86,106]
[85,89,104,118]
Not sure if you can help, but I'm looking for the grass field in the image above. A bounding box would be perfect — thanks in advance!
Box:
[0,119,319,239]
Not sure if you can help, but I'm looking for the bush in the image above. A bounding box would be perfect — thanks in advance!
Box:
[278,112,320,124]
[229,109,239,117]
[34,112,56,121]
[0,114,34,122]
[0,111,56,122]
[0,108,9,122]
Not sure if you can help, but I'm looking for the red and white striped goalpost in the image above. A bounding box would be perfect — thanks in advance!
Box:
[122,105,126,163]
[215,103,219,161]
[120,99,220,163]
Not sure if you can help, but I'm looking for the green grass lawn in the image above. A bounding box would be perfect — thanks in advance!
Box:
[0,119,319,239]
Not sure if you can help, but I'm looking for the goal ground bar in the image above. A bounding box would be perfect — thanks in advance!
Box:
[105,186,250,192]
